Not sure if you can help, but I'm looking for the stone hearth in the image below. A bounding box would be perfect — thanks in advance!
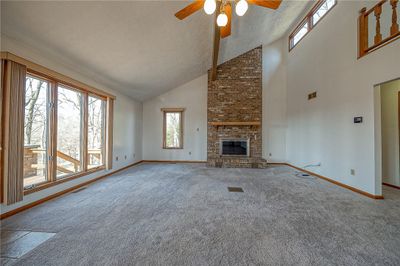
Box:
[207,46,267,168]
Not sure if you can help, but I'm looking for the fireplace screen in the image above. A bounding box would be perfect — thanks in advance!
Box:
[220,139,250,156]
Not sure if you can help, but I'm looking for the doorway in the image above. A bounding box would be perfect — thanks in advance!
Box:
[379,79,400,191]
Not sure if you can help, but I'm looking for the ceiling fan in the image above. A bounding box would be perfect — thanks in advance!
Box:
[175,0,282,80]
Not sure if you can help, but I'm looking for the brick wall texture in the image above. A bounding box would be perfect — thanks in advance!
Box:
[207,46,267,168]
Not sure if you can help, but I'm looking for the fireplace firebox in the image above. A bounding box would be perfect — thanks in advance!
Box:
[220,139,250,156]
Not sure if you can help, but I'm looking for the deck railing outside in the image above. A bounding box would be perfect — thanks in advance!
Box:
[24,147,103,187]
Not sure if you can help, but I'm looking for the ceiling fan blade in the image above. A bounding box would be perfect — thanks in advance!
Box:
[175,0,205,20]
[220,3,232,38]
[211,1,222,80]
[247,0,282,10]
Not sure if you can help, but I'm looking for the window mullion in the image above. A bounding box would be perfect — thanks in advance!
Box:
[82,93,89,172]
[48,81,58,182]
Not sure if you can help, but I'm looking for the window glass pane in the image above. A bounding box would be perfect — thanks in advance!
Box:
[313,0,335,25]
[165,112,181,148]
[57,86,83,178]
[293,22,309,46]
[24,76,49,188]
[88,96,105,169]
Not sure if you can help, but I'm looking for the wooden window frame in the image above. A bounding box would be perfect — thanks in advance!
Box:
[289,0,337,51]
[162,108,184,150]
[0,52,114,196]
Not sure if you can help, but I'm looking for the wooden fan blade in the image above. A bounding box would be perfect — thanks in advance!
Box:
[175,0,205,20]
[220,3,232,38]
[211,1,222,80]
[247,0,282,10]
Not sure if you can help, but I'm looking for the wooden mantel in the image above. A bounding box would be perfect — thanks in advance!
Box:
[208,121,261,126]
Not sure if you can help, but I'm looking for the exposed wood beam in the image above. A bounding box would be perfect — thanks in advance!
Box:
[211,1,222,81]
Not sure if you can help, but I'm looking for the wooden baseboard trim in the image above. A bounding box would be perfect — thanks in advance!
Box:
[383,182,400,189]
[284,163,384,200]
[0,160,144,220]
[142,160,207,164]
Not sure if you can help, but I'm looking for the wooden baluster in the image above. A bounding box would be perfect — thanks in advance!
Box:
[358,7,368,57]
[374,4,383,44]
[391,0,399,35]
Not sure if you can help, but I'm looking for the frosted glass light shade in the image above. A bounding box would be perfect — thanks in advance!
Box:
[235,0,248,16]
[217,13,228,27]
[204,0,216,15]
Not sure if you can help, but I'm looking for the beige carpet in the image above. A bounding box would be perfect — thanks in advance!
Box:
[1,163,400,265]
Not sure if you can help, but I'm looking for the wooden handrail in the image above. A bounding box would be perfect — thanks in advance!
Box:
[56,151,80,171]
[359,0,399,58]
[365,0,387,16]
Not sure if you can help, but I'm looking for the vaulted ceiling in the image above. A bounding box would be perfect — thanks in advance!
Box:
[1,1,310,101]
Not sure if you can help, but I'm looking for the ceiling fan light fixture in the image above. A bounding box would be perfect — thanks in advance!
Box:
[217,12,228,27]
[235,0,248,16]
[204,0,217,15]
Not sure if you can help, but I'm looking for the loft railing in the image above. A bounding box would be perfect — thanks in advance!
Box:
[359,0,399,58]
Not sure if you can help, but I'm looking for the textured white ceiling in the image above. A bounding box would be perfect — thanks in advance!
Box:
[1,1,310,101]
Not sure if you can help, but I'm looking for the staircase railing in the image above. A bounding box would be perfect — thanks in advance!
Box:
[359,0,399,58]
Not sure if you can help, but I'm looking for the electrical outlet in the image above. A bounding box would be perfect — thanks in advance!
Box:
[350,169,355,176]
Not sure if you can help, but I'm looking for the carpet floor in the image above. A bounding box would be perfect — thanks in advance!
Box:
[1,163,400,266]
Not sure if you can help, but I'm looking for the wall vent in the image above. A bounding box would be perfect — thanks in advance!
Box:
[308,91,317,100]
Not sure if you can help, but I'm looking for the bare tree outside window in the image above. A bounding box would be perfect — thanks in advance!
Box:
[312,0,335,25]
[19,66,113,193]
[163,110,183,149]
[56,86,83,178]
[88,96,106,169]
[23,76,48,187]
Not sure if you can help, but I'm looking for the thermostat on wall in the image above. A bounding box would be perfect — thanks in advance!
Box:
[354,117,363,123]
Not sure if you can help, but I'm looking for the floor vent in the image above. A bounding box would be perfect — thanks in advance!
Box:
[72,187,87,193]
[228,187,244,192]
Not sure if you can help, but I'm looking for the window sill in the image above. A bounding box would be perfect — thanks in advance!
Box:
[24,166,106,196]
[162,147,184,150]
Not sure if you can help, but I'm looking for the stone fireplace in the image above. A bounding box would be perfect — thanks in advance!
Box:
[207,46,267,168]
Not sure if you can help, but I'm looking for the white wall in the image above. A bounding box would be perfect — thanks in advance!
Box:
[1,35,143,214]
[381,80,400,187]
[262,39,287,163]
[142,75,207,161]
[285,0,400,195]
